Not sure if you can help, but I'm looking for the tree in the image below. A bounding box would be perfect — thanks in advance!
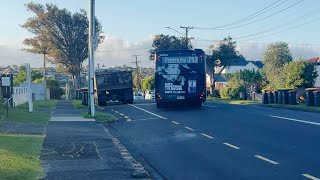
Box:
[22,2,103,89]
[206,37,244,95]
[151,34,189,53]
[132,71,141,90]
[283,59,318,88]
[223,69,262,99]
[47,79,64,99]
[142,76,155,91]
[262,42,292,89]
[13,65,43,85]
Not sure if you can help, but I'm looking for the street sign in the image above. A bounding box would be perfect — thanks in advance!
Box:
[1,77,10,86]
[92,36,98,50]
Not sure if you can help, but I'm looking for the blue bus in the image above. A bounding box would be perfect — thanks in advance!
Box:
[154,49,206,108]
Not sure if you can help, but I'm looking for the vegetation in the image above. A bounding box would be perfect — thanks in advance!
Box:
[19,100,57,109]
[0,134,44,180]
[22,2,103,89]
[265,103,320,113]
[5,102,52,124]
[81,112,117,122]
[220,69,262,99]
[206,37,244,95]
[207,97,258,105]
[262,42,292,89]
[0,92,5,130]
[142,75,155,91]
[283,59,318,88]
[13,65,43,85]
[47,79,64,99]
[72,100,87,109]
[151,34,189,52]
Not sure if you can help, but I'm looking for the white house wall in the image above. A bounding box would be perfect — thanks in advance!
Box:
[315,65,320,87]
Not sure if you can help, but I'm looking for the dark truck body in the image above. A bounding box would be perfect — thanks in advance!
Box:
[154,49,206,107]
[94,69,133,106]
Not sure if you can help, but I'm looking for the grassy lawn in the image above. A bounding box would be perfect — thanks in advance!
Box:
[18,100,57,109]
[81,112,117,122]
[265,103,320,112]
[72,100,87,109]
[207,97,259,105]
[0,134,44,180]
[4,104,51,124]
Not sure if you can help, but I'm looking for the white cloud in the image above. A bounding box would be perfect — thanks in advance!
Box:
[0,44,44,68]
[237,43,320,61]
[95,34,154,68]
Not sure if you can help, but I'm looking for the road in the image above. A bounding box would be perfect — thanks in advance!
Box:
[104,100,320,180]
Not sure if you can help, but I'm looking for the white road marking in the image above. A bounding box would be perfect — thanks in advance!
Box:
[223,143,240,150]
[269,115,320,126]
[185,126,195,131]
[203,104,217,108]
[134,103,156,105]
[128,104,167,119]
[201,133,214,139]
[171,121,180,125]
[302,174,320,180]
[130,117,160,122]
[124,116,129,119]
[127,119,132,122]
[114,111,119,113]
[111,109,114,111]
[120,113,125,116]
[254,155,279,165]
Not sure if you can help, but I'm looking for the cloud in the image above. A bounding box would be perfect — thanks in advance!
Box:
[237,43,320,60]
[95,34,154,68]
[0,44,44,68]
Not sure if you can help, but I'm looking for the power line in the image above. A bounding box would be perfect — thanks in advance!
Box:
[234,8,320,40]
[196,0,286,30]
[195,0,304,30]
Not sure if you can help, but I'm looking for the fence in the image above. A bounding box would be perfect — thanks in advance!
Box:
[12,87,28,107]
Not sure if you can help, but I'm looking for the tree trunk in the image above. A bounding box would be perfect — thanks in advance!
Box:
[74,73,80,90]
[209,70,215,96]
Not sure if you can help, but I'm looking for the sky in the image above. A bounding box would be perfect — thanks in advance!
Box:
[0,0,320,68]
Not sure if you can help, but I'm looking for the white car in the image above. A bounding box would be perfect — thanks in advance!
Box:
[145,91,155,100]
[133,92,144,100]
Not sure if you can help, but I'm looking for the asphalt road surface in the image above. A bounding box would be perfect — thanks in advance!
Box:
[105,99,320,180]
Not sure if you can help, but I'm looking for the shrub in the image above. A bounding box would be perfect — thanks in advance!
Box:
[220,87,231,99]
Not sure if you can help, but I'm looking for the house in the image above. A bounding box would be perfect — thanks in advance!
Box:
[207,60,264,90]
[308,57,320,87]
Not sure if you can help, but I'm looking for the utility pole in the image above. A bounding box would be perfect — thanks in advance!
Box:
[180,26,194,48]
[43,53,47,100]
[25,63,33,113]
[132,55,141,91]
[88,0,95,116]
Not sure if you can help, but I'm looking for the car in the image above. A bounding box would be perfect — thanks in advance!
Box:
[133,92,144,100]
[145,90,155,100]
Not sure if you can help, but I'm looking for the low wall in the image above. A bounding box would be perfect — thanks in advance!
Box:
[12,87,28,107]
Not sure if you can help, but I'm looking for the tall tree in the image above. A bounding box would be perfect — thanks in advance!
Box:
[206,37,244,95]
[151,34,190,53]
[142,75,155,91]
[22,2,102,89]
[262,42,292,89]
[283,59,318,88]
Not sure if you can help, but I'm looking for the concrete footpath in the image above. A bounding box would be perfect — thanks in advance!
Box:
[41,100,149,180]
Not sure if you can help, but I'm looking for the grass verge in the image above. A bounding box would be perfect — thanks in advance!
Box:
[207,97,259,105]
[72,100,87,109]
[81,112,117,122]
[264,103,320,113]
[5,105,51,124]
[0,134,44,180]
[18,100,57,109]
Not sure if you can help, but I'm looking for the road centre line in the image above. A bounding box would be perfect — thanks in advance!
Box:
[201,133,214,139]
[114,111,119,113]
[223,143,240,150]
[128,104,167,119]
[185,126,195,131]
[171,121,180,125]
[127,119,132,122]
[120,113,125,116]
[134,103,156,105]
[269,115,320,126]
[124,116,129,119]
[254,155,279,165]
[302,174,320,180]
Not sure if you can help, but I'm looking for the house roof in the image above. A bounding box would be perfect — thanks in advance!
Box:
[248,61,264,68]
[308,57,320,63]
[214,74,227,82]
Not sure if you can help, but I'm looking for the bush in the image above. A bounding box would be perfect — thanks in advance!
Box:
[220,87,231,99]
[0,92,5,130]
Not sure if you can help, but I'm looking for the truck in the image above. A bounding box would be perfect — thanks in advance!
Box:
[94,69,133,106]
[154,49,206,108]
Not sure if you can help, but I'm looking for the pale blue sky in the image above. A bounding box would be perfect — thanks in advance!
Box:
[1,0,320,67]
